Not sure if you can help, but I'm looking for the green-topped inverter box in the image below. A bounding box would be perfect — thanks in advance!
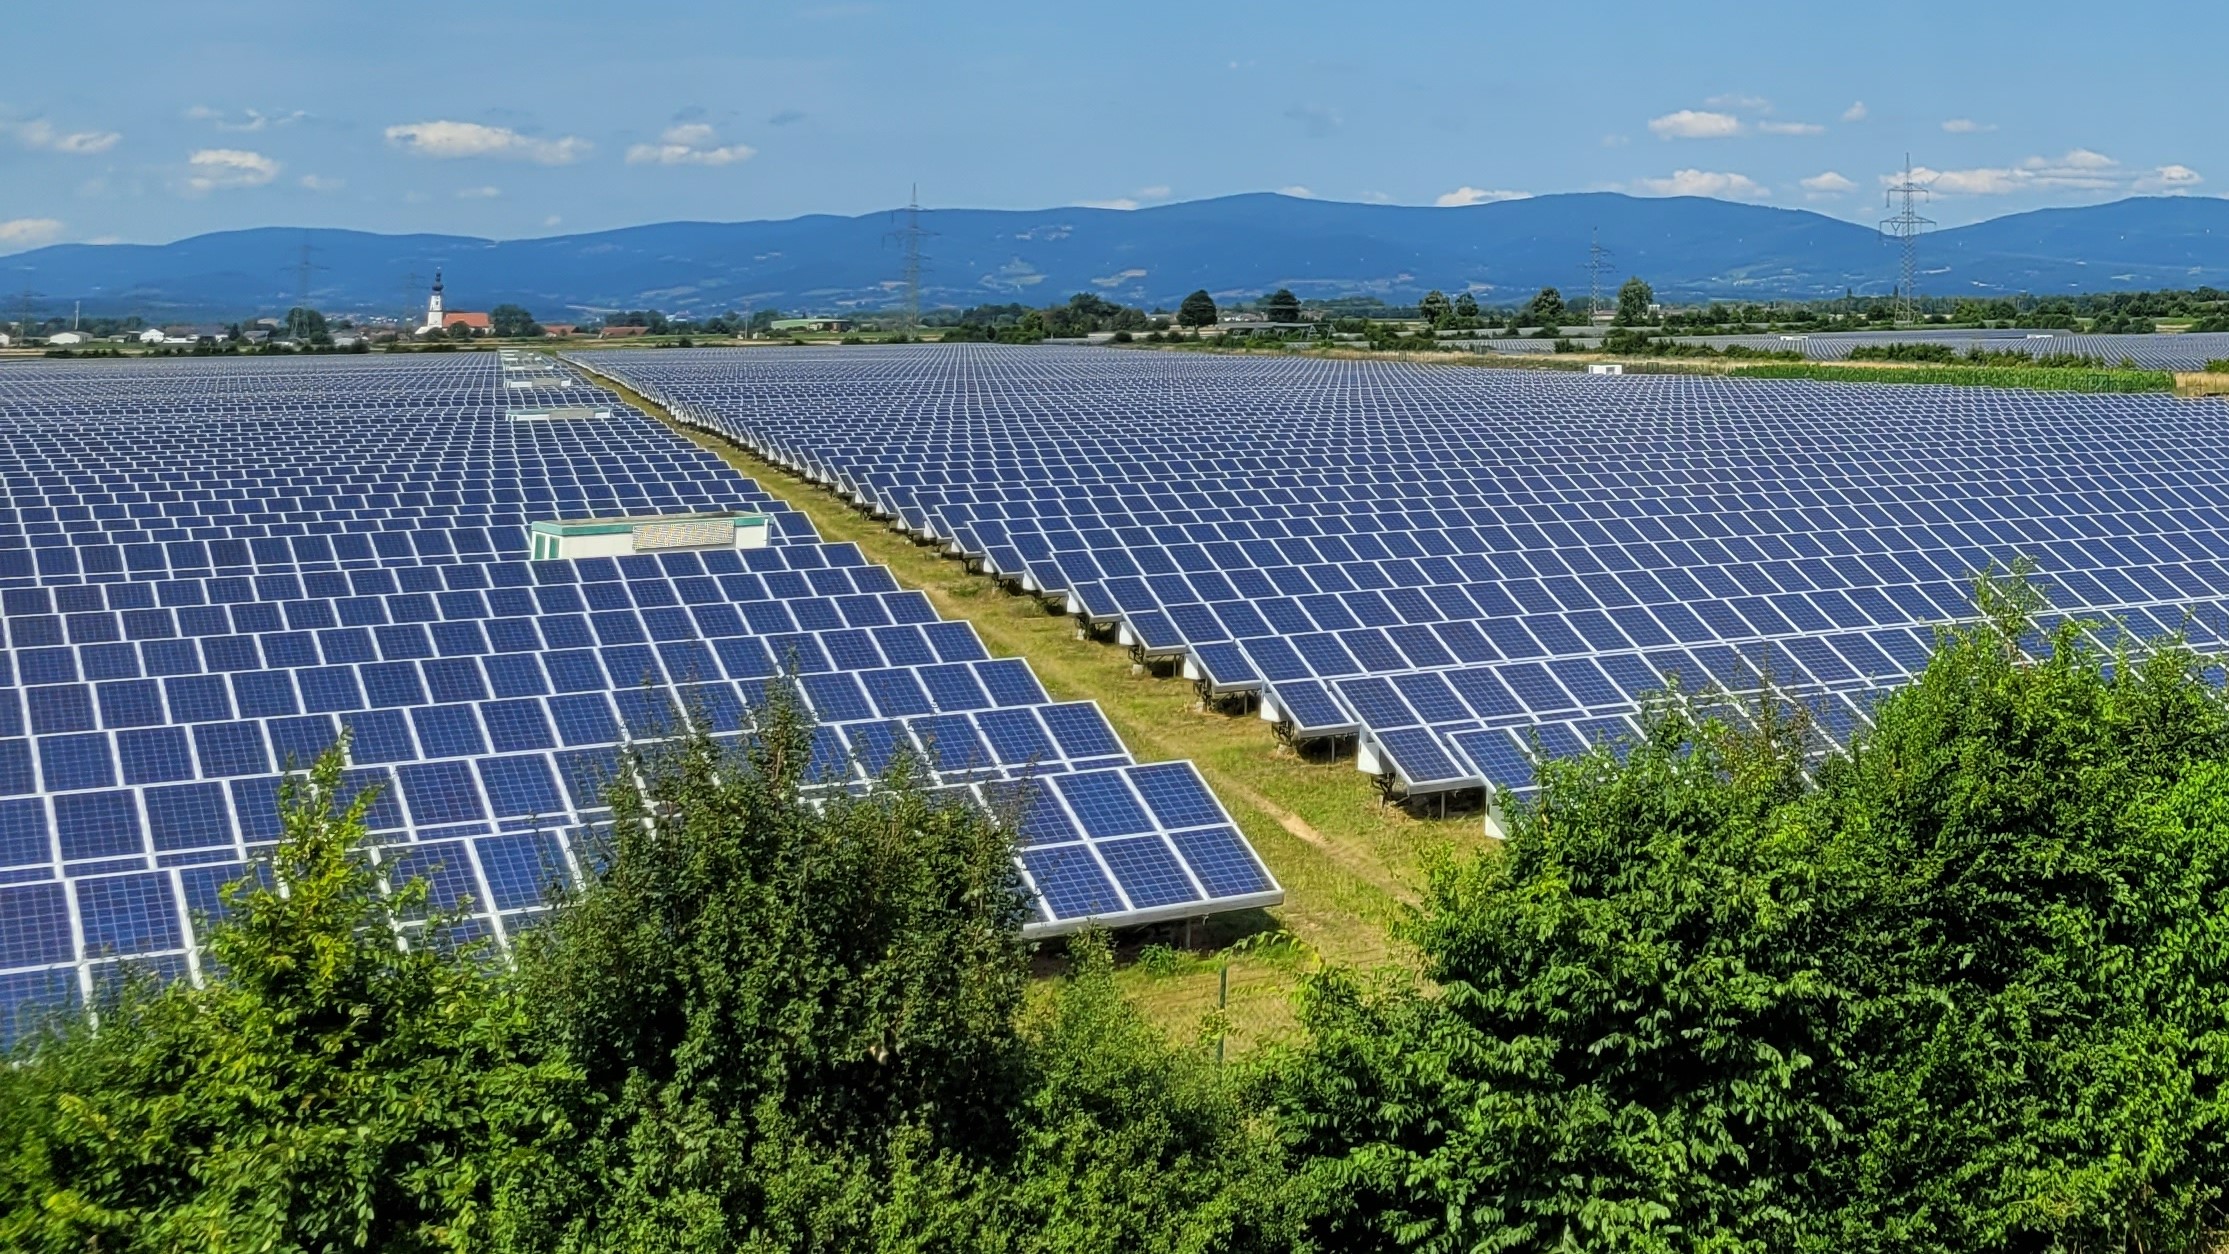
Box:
[529,512,771,560]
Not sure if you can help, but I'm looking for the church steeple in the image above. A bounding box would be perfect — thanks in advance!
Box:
[423,268,446,332]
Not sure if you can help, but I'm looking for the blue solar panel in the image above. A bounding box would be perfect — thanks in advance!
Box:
[1051,770,1154,839]
[564,344,2229,807]
[0,353,1277,1020]
[1096,836,1200,908]
[1019,844,1125,920]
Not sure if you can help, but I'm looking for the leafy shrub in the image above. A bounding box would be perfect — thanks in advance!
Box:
[1850,341,1959,362]
[1276,574,2229,1251]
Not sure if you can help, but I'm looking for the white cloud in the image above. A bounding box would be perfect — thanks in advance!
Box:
[1899,149,2151,196]
[2036,147,2116,171]
[543,214,563,227]
[1632,168,1770,199]
[1757,120,1824,136]
[1077,198,1139,210]
[185,148,280,192]
[625,123,755,167]
[1600,133,1631,148]
[1136,184,1172,199]
[1799,170,1857,195]
[1841,101,1868,122]
[297,173,343,192]
[186,106,306,133]
[1941,118,1996,134]
[1277,185,1314,198]
[1434,185,1531,207]
[2138,163,2204,192]
[1360,190,1393,204]
[1704,93,1771,111]
[386,120,590,164]
[1904,164,2022,195]
[1648,109,1743,140]
[4,119,120,154]
[457,185,502,199]
[0,218,64,251]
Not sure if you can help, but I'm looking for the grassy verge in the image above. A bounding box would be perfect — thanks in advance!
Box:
[1726,361,2177,392]
[575,359,1490,1052]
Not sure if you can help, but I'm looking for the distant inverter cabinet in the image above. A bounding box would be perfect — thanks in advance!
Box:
[529,511,771,559]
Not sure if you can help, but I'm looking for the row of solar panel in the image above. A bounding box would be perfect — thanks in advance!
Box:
[588,348,2229,804]
[0,756,1280,993]
[0,696,1143,879]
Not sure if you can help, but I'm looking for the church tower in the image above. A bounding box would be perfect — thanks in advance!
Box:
[423,269,445,333]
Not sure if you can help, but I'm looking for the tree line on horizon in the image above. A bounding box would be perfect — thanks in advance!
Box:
[19,282,2229,351]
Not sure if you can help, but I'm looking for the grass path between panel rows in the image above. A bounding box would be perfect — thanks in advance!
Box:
[574,359,1494,1051]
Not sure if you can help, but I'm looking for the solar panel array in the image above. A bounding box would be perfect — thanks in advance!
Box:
[0,354,1279,1034]
[588,344,2229,807]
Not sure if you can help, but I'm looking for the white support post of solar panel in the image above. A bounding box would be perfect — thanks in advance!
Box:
[0,351,1281,1040]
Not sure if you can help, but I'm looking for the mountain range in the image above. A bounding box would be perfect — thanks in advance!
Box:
[7,192,2229,320]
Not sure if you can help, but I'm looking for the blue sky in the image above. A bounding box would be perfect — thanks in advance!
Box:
[2,1,2217,252]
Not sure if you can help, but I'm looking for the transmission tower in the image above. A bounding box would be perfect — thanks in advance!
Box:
[884,185,933,333]
[12,289,43,340]
[1585,228,1615,324]
[1880,155,1935,325]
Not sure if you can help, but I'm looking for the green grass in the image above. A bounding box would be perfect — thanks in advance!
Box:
[1727,362,2176,393]
[579,364,1491,1051]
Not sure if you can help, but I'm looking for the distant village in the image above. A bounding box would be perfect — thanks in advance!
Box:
[0,270,858,352]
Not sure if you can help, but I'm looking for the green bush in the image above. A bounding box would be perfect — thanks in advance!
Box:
[1275,573,2229,1251]
[0,745,568,1252]
[0,690,1297,1253]
[1850,341,1959,362]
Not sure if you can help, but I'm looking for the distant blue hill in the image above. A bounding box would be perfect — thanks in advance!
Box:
[7,192,2229,320]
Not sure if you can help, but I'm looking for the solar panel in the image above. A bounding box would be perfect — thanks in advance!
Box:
[0,353,1280,1032]
[581,344,2229,800]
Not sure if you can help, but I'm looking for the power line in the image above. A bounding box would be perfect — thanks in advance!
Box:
[885,185,933,333]
[280,235,328,310]
[1880,155,1935,325]
[12,289,43,339]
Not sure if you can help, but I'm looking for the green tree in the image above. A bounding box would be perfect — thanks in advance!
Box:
[1178,289,1219,328]
[0,745,570,1252]
[1613,276,1655,326]
[1452,292,1480,321]
[1417,289,1452,327]
[447,320,475,341]
[1519,285,1568,329]
[1276,573,2229,1252]
[490,303,540,338]
[1263,288,1301,323]
[503,687,1035,1249]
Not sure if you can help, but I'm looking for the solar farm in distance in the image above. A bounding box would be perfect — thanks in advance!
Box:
[0,353,1279,1030]
[588,345,2229,809]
